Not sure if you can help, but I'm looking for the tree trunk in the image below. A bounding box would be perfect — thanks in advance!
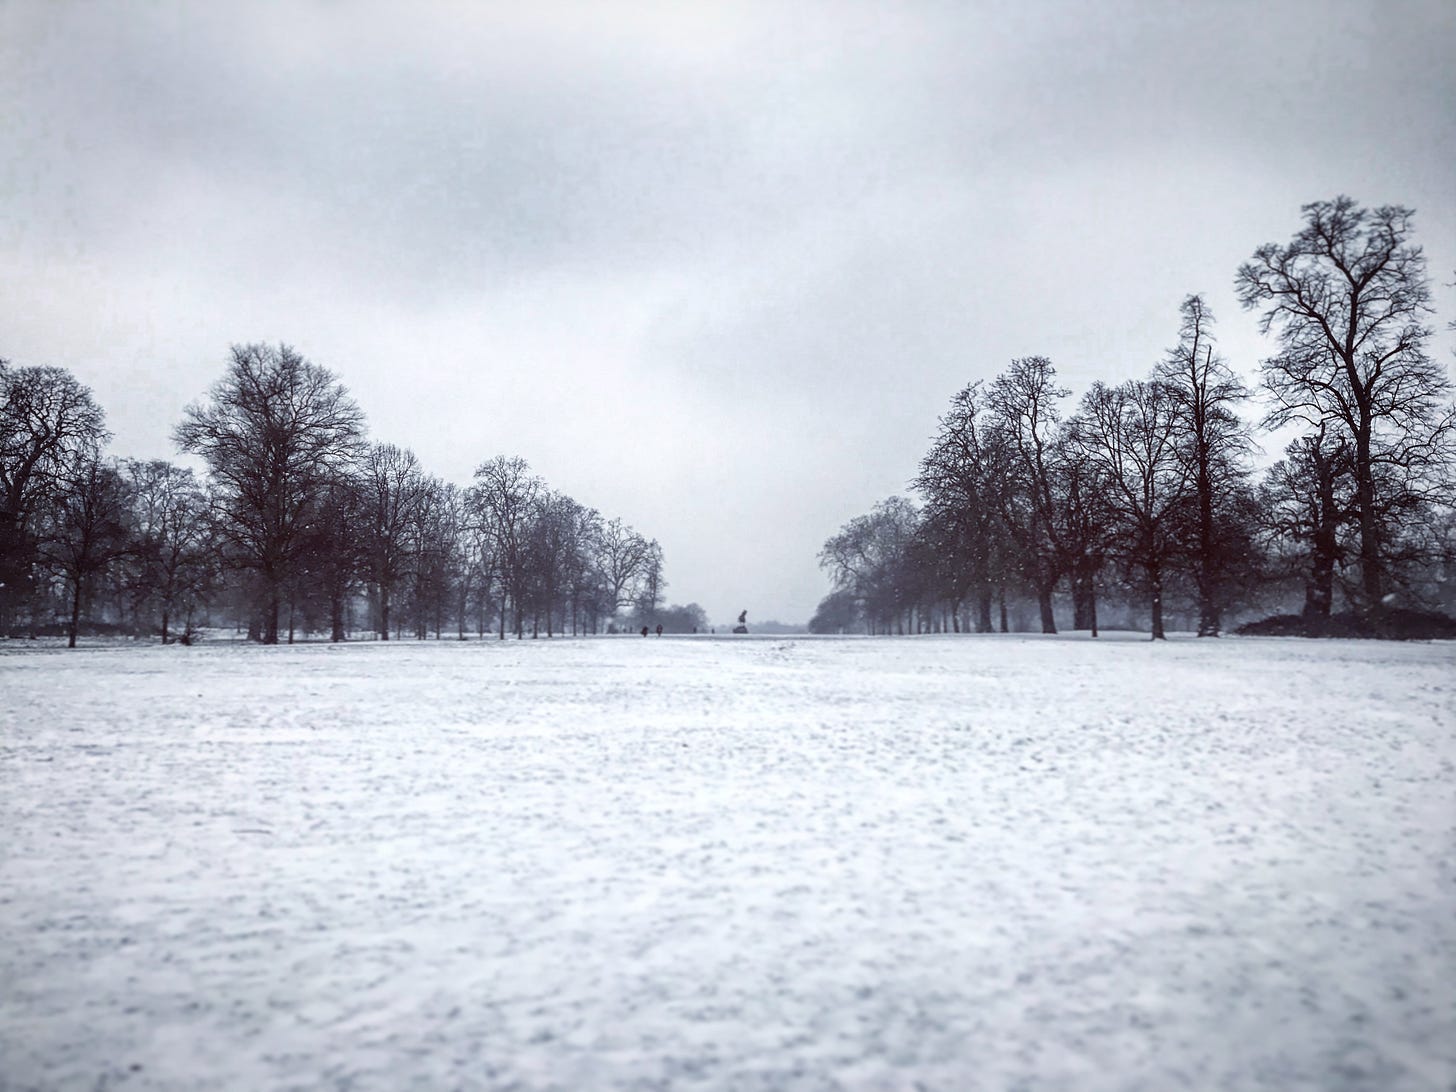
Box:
[1037,583,1056,634]
[1301,433,1344,633]
[1195,466,1220,637]
[998,588,1009,633]
[68,576,82,648]
[1354,425,1382,610]
[263,582,280,645]
[975,586,993,633]
[1303,560,1334,633]
[1071,566,1097,631]
[331,594,346,642]
[1149,563,1165,640]
[161,607,171,645]
[1304,501,1338,635]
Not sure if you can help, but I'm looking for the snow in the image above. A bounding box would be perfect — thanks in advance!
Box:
[2,633,1453,1090]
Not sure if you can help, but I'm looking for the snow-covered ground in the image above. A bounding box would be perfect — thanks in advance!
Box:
[2,633,1453,1091]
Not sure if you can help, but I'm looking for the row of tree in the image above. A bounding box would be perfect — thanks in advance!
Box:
[815,197,1455,637]
[1,344,695,645]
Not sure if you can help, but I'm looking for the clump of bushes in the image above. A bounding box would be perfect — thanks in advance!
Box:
[1237,609,1456,641]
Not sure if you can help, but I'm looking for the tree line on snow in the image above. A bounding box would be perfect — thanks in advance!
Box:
[814,198,1456,639]
[0,345,701,646]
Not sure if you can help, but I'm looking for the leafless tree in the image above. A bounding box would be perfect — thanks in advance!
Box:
[1071,380,1190,639]
[1050,431,1115,636]
[174,343,366,643]
[594,517,655,617]
[407,478,464,640]
[986,357,1070,633]
[38,456,134,647]
[124,459,216,643]
[1258,423,1354,630]
[0,362,107,631]
[468,455,542,639]
[1237,197,1451,610]
[634,539,666,622]
[560,504,605,635]
[915,382,1003,632]
[305,475,367,642]
[819,496,920,634]
[360,442,427,640]
[1156,295,1253,636]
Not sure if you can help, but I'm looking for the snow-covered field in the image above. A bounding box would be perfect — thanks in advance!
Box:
[2,633,1453,1091]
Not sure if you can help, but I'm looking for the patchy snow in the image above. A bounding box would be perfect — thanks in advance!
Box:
[2,633,1453,1090]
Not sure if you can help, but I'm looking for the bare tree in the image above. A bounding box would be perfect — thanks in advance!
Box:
[0,363,107,632]
[915,382,1003,632]
[174,344,366,643]
[1258,424,1354,631]
[594,517,655,617]
[1050,431,1114,636]
[360,443,427,640]
[1236,197,1450,609]
[38,456,134,647]
[986,357,1070,633]
[519,490,577,637]
[561,504,604,635]
[124,459,216,643]
[634,539,666,622]
[407,478,464,640]
[1156,295,1253,636]
[1071,380,1190,639]
[457,510,499,640]
[819,497,920,634]
[305,475,367,642]
[468,455,542,639]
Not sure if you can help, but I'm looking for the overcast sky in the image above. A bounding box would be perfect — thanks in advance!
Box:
[4,1,1453,624]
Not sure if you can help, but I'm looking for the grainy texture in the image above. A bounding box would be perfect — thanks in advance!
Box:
[2,634,1453,1090]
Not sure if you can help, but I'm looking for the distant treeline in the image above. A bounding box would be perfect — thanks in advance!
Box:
[0,345,701,645]
[814,197,1456,638]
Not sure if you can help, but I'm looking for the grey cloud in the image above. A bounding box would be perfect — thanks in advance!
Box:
[3,0,1454,622]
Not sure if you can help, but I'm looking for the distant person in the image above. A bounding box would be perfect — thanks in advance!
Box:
[655,623,663,637]
[640,625,649,637]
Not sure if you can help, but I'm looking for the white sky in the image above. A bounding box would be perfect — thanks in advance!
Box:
[3,1,1454,623]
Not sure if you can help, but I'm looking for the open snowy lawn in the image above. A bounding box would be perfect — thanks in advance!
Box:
[2,634,1453,1091]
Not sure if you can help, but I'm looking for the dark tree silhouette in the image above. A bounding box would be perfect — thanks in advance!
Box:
[174,344,366,644]
[1156,295,1253,636]
[1237,197,1449,610]
[0,363,107,631]
[1259,424,1355,630]
[986,357,1069,633]
[39,456,133,647]
[915,382,1003,632]
[1070,380,1189,640]
[819,497,920,634]
[468,455,542,639]
[360,442,427,640]
[125,459,216,643]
